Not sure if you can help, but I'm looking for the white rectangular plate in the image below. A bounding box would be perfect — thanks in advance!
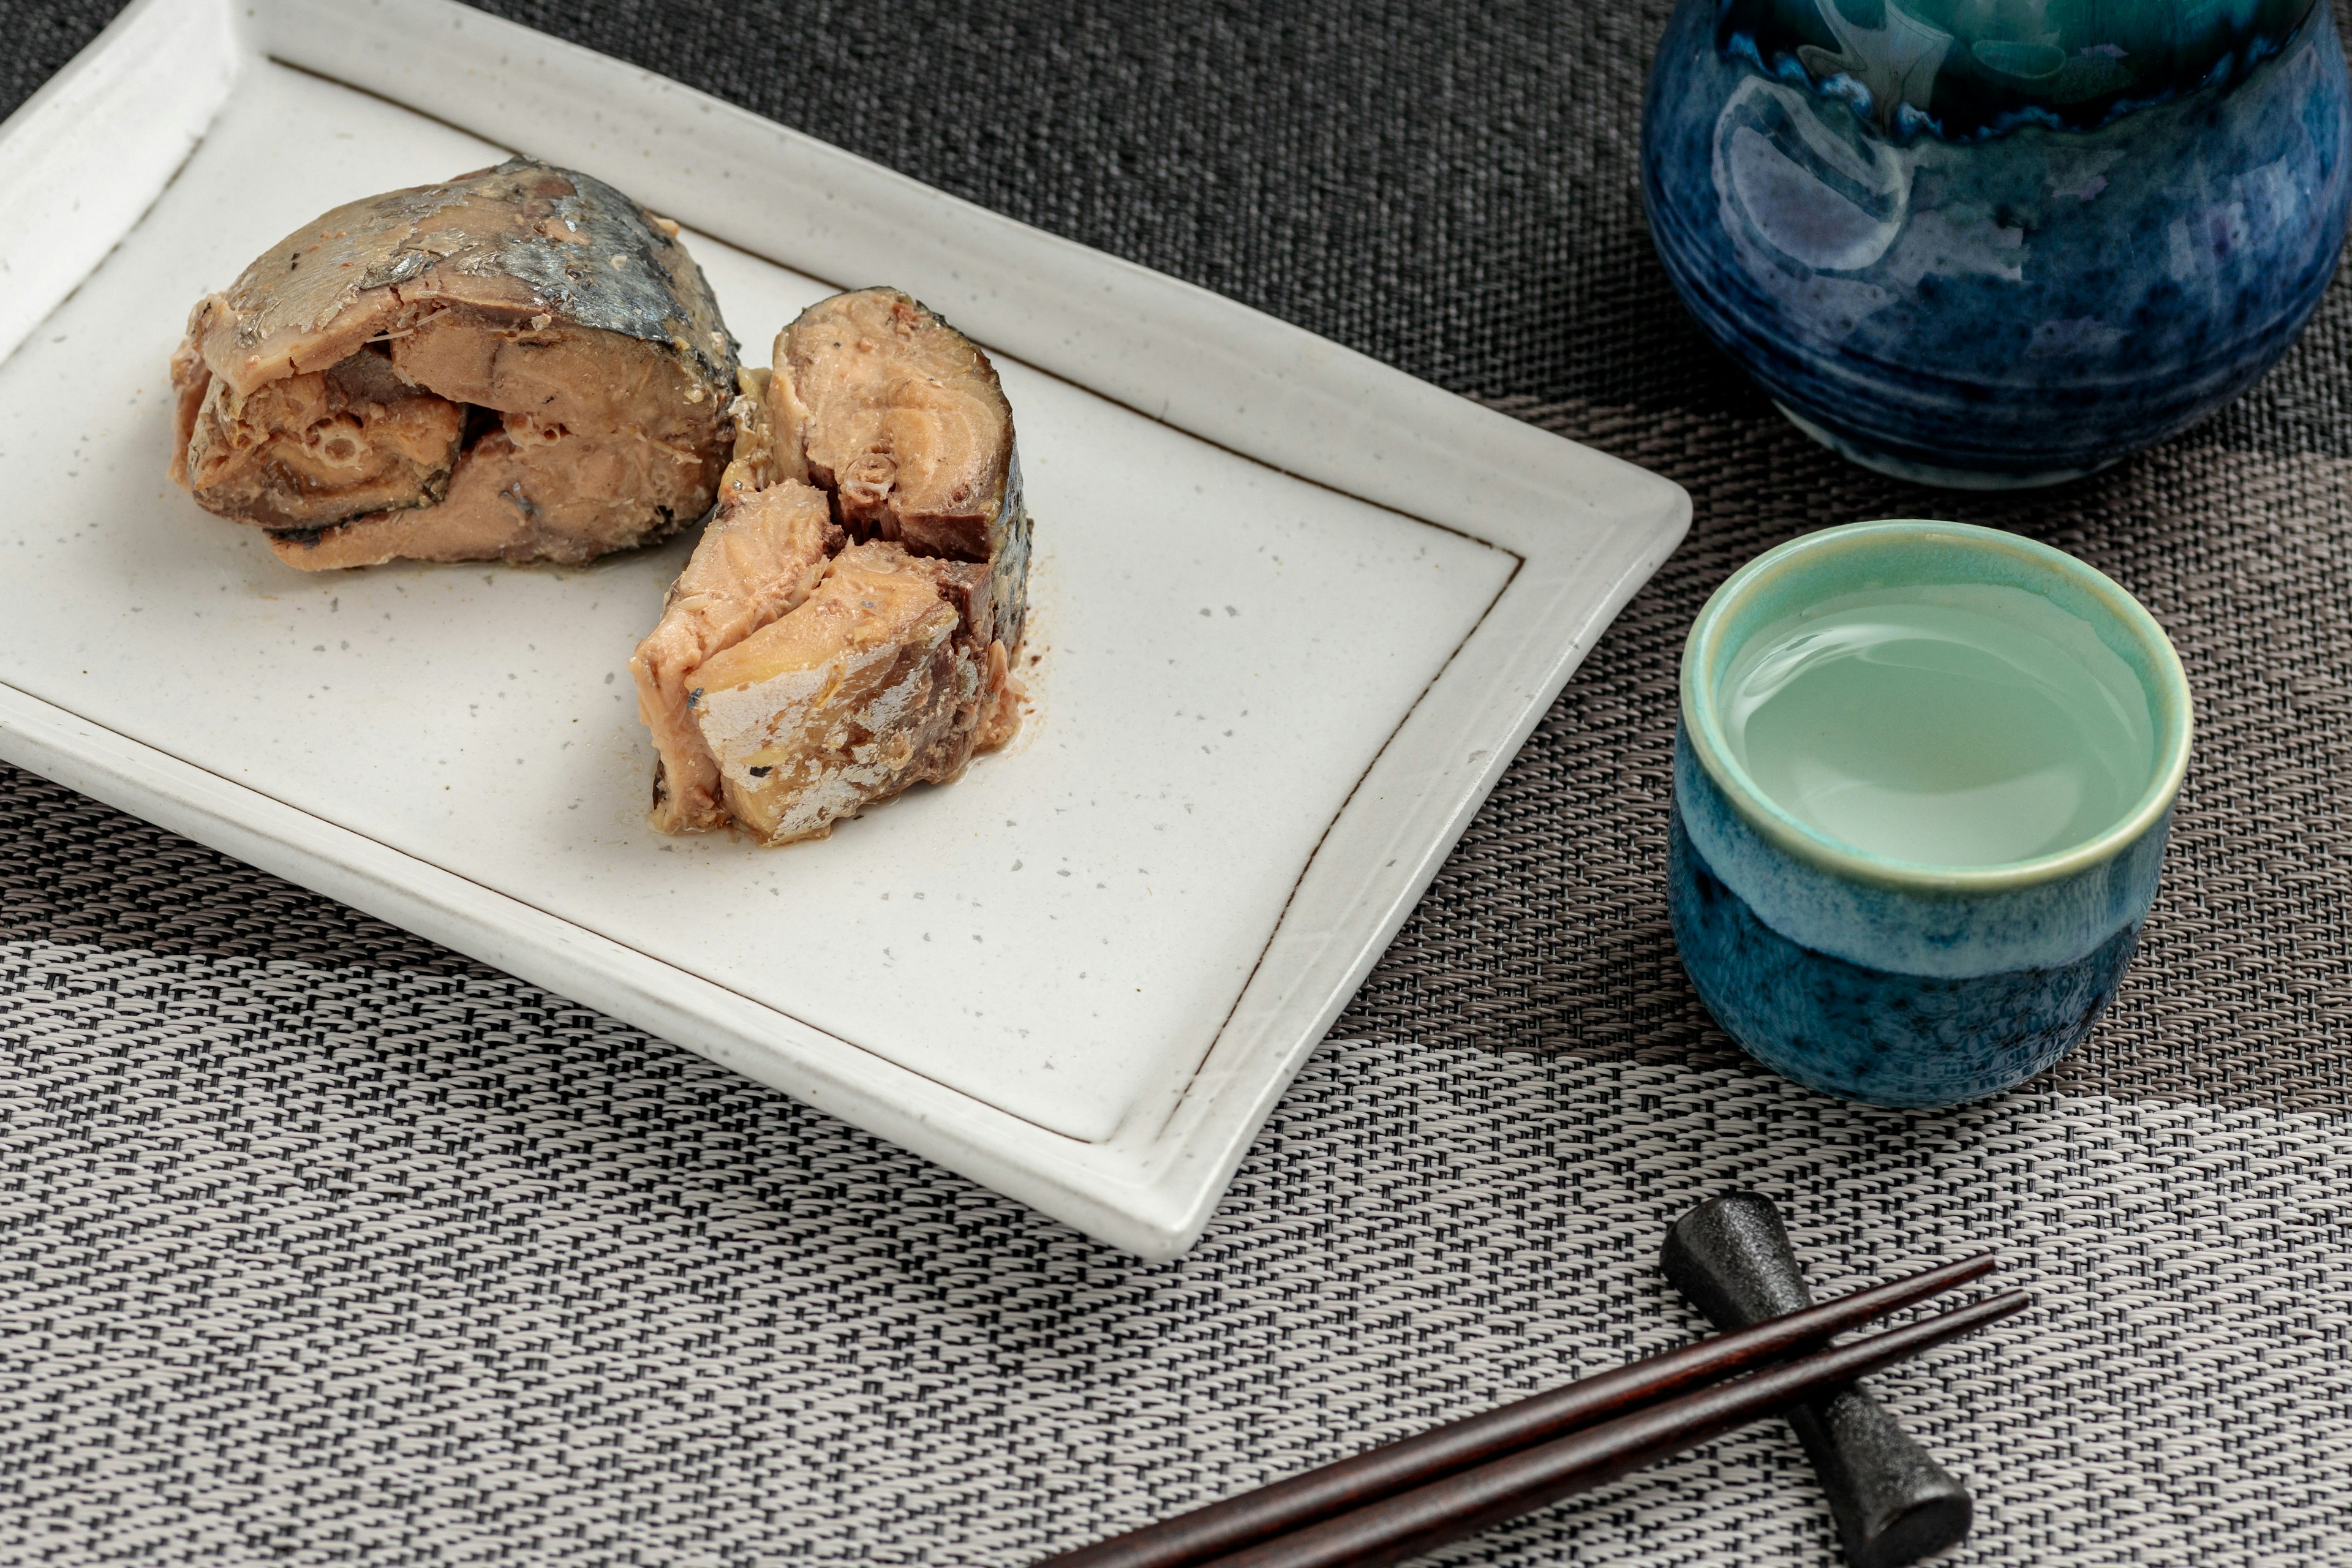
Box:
[0,0,1689,1257]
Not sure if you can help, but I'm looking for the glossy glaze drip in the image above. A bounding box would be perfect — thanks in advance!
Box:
[1717,0,2318,139]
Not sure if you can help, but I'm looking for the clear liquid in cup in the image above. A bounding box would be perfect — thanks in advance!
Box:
[1717,582,2157,867]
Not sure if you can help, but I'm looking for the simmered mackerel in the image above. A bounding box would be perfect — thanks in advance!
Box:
[630,481,841,834]
[168,158,737,569]
[774,288,1032,650]
[691,541,1009,845]
[632,287,1032,845]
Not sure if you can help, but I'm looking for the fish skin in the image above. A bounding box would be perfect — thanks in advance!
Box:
[989,449,1033,657]
[169,158,739,569]
[195,158,734,397]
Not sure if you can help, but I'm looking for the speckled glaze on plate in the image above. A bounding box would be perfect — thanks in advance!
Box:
[1642,0,2352,487]
[1670,521,2192,1107]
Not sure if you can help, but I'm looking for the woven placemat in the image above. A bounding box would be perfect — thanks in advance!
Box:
[1,1,2346,1564]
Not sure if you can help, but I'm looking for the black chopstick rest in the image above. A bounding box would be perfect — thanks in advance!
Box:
[1661,1193,1974,1568]
[1033,1252,1999,1568]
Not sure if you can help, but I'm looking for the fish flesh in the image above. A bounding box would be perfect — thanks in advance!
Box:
[168,158,737,570]
[631,478,841,835]
[692,540,1011,844]
[631,287,1030,845]
[778,288,1031,648]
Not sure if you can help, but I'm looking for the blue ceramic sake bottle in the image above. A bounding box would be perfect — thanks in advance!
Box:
[1642,0,2352,487]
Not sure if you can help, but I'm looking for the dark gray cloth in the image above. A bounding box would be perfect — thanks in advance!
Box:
[1,2,2346,1564]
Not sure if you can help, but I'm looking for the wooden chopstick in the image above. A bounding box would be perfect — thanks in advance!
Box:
[1037,1253,1998,1568]
[1202,1287,2031,1568]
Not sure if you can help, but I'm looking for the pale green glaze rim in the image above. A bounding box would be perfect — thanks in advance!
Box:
[1680,520,2194,893]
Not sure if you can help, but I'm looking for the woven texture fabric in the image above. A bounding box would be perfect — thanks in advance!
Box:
[2,1,2349,1564]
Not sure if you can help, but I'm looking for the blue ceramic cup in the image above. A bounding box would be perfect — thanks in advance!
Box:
[1669,521,2192,1106]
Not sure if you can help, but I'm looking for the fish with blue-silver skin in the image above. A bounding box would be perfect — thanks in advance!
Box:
[168,157,739,570]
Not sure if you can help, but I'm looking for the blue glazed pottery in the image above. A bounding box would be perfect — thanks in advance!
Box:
[1669,521,2193,1106]
[1642,0,2352,487]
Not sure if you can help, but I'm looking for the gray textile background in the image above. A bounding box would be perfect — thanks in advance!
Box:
[2,1,2349,1564]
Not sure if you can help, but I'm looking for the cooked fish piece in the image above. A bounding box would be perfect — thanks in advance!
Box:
[690,541,1013,845]
[633,286,1031,844]
[168,157,737,569]
[628,480,841,834]
[715,365,806,502]
[772,288,1033,650]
